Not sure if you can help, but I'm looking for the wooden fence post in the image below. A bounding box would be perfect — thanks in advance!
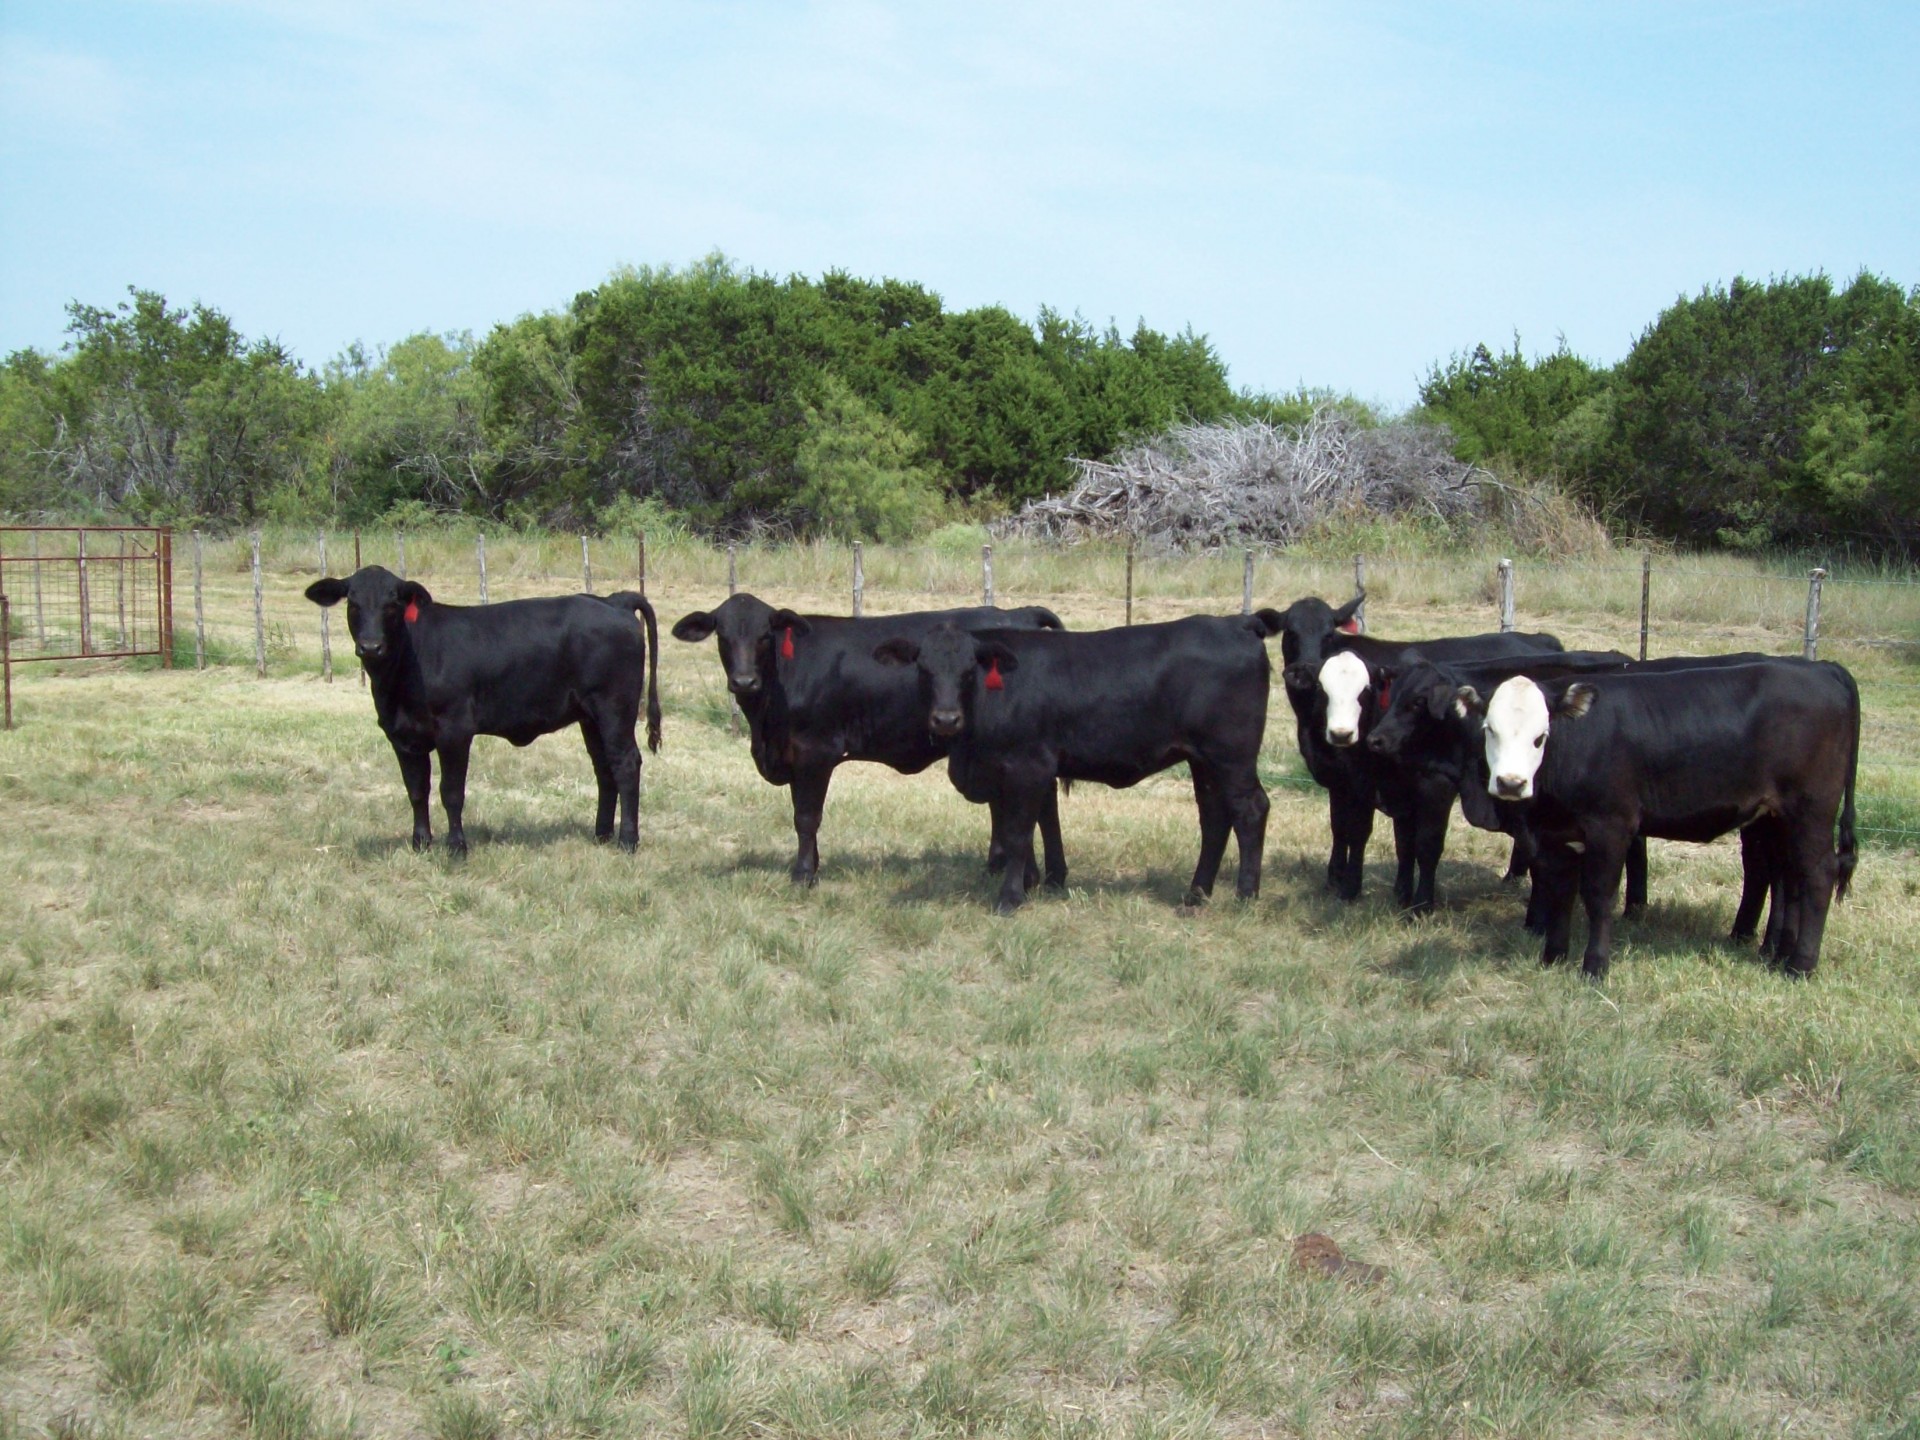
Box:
[3,595,12,730]
[1639,552,1652,661]
[397,532,406,581]
[251,533,266,677]
[581,534,592,593]
[1125,540,1134,626]
[1497,557,1515,633]
[193,531,206,670]
[983,544,994,606]
[1803,567,1828,660]
[727,544,741,734]
[1242,549,1254,615]
[354,532,364,687]
[319,532,332,682]
[852,542,864,617]
[1353,554,1366,633]
[636,532,646,596]
[477,534,489,604]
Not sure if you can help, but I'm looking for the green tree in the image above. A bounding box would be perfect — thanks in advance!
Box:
[792,376,944,541]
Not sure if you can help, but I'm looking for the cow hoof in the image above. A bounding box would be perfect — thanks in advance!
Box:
[446,838,469,859]
[1183,886,1211,908]
[617,836,638,854]
[1043,870,1069,892]
[1581,960,1610,982]
[993,898,1026,917]
[789,869,819,888]
[410,835,432,852]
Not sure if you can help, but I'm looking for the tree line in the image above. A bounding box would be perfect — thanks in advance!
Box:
[3,259,1915,554]
[1418,271,1920,555]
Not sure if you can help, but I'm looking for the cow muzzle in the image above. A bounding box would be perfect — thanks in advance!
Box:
[1492,774,1531,800]
[929,709,964,738]
[355,640,387,660]
[1326,727,1357,748]
[728,673,762,696]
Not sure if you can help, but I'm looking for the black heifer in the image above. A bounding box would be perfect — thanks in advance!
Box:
[670,593,1068,887]
[874,614,1281,913]
[306,566,662,852]
[1462,661,1859,978]
[1273,592,1564,901]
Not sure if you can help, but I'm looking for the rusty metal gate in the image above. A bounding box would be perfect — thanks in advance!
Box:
[0,526,174,728]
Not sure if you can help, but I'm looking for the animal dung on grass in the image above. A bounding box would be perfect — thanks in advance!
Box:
[1291,1232,1387,1287]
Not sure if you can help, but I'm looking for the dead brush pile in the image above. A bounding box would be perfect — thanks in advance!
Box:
[998,407,1490,550]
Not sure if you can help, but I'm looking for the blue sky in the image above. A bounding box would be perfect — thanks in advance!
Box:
[2,1,1914,407]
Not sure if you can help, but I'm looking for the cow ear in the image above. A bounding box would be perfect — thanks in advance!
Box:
[769,609,813,637]
[1453,685,1485,719]
[974,640,1019,674]
[305,577,348,607]
[1246,607,1285,638]
[1425,680,1454,719]
[671,611,717,642]
[1332,591,1365,630]
[1556,682,1597,719]
[871,638,920,667]
[398,580,433,609]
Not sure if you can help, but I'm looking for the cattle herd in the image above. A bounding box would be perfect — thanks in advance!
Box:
[306,566,1860,980]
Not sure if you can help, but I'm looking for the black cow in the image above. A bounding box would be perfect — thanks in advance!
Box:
[305,566,662,852]
[1364,651,1789,935]
[670,593,1069,887]
[1461,660,1859,977]
[1272,592,1564,900]
[873,613,1281,913]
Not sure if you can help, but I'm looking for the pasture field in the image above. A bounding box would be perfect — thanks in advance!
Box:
[2,537,1918,1439]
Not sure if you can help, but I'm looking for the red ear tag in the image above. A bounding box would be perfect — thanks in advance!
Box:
[1337,618,1360,634]
[985,658,1005,691]
[1378,678,1391,709]
[781,626,795,659]
[404,600,419,624]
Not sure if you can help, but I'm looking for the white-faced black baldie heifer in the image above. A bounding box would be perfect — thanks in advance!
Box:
[1465,660,1859,978]
[1363,651,1789,936]
[874,613,1282,914]
[305,566,662,853]
[1273,592,1564,901]
[670,593,1069,887]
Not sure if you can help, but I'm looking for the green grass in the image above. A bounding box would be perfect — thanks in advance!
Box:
[2,551,1918,1437]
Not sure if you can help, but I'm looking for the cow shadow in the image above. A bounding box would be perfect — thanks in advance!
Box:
[347,820,609,860]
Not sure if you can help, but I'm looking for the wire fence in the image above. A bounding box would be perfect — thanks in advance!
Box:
[6,527,1917,846]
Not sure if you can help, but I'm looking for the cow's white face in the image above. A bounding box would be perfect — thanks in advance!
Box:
[1319,651,1370,748]
[1483,676,1550,799]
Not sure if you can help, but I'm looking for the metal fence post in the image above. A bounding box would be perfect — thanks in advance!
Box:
[477,534,489,604]
[29,531,45,644]
[3,595,12,730]
[1497,557,1515,633]
[251,532,266,677]
[193,530,206,670]
[1242,549,1253,615]
[319,532,332,682]
[983,544,994,606]
[116,533,128,649]
[1639,552,1652,661]
[852,542,864,617]
[1804,567,1828,660]
[77,531,92,656]
[1353,554,1366,633]
[159,527,173,669]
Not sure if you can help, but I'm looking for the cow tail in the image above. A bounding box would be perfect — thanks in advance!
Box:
[1836,666,1859,901]
[639,596,663,754]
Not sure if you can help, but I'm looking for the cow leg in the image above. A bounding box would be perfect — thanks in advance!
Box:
[1622,834,1649,918]
[1404,790,1451,916]
[1225,776,1269,901]
[1534,845,1579,967]
[1327,785,1374,901]
[1577,836,1630,981]
[598,716,643,852]
[1186,763,1233,905]
[985,803,1009,874]
[1389,812,1417,908]
[581,722,618,842]
[1038,783,1069,891]
[1779,818,1838,978]
[395,745,433,850]
[991,793,1040,915]
[788,764,834,886]
[1731,821,1772,945]
[1502,825,1536,883]
[437,736,473,856]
